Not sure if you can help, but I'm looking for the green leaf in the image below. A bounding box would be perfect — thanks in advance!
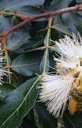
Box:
[12,52,42,76]
[0,0,45,11]
[63,110,82,128]
[0,76,40,128]
[0,83,15,100]
[54,15,64,25]
[0,16,11,33]
[76,0,82,3]
[35,103,57,128]
[13,37,44,53]
[62,13,77,33]
[51,24,72,36]
[78,11,82,17]
[45,0,72,11]
[70,13,82,26]
[69,13,82,34]
[40,49,50,73]
[7,30,30,51]
[18,5,44,16]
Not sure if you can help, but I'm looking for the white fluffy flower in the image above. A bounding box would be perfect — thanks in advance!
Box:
[0,45,8,85]
[39,33,82,117]
[54,34,82,69]
[40,74,74,117]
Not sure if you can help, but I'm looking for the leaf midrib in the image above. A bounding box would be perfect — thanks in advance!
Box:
[0,77,40,128]
[12,62,40,68]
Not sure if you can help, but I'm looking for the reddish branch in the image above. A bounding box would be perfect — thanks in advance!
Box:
[0,4,82,38]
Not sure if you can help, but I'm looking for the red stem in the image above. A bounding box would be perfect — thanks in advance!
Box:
[0,4,82,37]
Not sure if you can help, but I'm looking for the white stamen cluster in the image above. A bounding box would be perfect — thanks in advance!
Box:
[0,43,7,85]
[39,33,82,117]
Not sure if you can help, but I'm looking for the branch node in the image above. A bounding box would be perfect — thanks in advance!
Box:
[78,4,82,10]
[5,65,12,69]
[3,47,9,52]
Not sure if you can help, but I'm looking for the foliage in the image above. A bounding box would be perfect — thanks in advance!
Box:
[0,0,82,128]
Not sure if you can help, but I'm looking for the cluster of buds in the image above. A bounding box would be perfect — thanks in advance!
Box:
[40,33,82,117]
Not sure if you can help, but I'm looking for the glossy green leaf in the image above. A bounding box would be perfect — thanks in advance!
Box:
[63,110,82,128]
[0,16,11,33]
[12,52,42,76]
[62,13,77,33]
[54,15,63,26]
[78,11,82,17]
[0,0,45,11]
[70,13,82,26]
[76,0,82,3]
[0,83,15,100]
[14,36,44,53]
[51,24,72,36]
[18,5,44,16]
[69,13,82,34]
[0,77,40,128]
[62,12,82,34]
[45,0,72,11]
[35,103,57,128]
[7,30,30,51]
